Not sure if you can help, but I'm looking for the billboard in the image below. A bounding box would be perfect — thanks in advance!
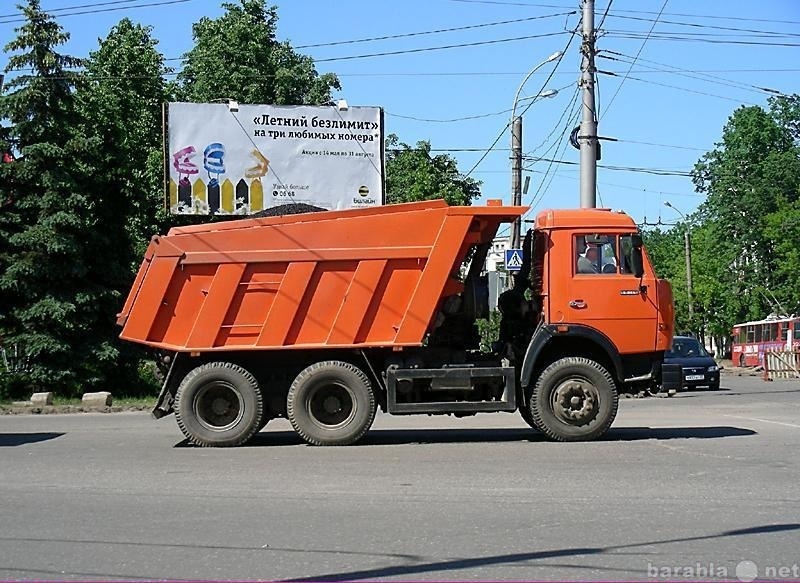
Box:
[165,102,384,215]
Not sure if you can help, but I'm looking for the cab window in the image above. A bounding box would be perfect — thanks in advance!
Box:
[575,234,634,275]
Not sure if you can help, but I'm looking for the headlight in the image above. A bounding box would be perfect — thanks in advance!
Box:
[708,365,719,372]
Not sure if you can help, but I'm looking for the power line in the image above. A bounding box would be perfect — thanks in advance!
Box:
[295,12,575,49]
[0,0,192,24]
[599,70,760,105]
[599,52,783,97]
[613,139,706,152]
[334,68,800,77]
[312,31,569,63]
[606,14,800,37]
[463,23,577,179]
[443,0,800,26]
[604,28,799,40]
[462,124,511,180]
[446,0,573,7]
[8,66,800,79]
[523,157,693,176]
[0,0,147,18]
[524,85,580,156]
[525,92,581,210]
[605,8,800,27]
[600,0,668,119]
[385,81,575,123]
[597,0,614,29]
[606,32,800,47]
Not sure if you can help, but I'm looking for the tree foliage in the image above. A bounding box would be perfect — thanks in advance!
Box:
[0,1,487,398]
[645,94,800,353]
[78,18,172,264]
[385,134,481,206]
[177,0,339,105]
[0,0,114,394]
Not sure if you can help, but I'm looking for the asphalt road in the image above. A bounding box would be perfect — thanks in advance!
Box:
[1,374,798,582]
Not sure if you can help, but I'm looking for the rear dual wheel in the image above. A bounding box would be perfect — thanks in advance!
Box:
[287,361,376,446]
[174,362,264,447]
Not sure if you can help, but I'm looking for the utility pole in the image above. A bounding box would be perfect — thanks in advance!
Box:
[579,0,598,208]
[510,116,523,249]
[684,229,694,318]
[665,201,694,321]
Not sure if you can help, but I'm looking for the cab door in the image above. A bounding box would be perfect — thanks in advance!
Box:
[548,232,660,354]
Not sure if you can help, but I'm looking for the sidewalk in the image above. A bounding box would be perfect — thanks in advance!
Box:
[718,359,763,377]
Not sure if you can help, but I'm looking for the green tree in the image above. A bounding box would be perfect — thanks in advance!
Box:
[385,135,481,205]
[178,0,339,105]
[689,95,800,345]
[72,19,175,392]
[0,0,118,394]
[78,18,172,265]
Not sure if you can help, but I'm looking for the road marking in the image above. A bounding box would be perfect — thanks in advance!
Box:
[723,414,800,429]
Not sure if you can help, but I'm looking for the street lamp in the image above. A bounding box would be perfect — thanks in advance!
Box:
[664,201,693,319]
[509,51,562,250]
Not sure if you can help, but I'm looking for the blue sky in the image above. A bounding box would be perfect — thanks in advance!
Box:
[1,0,798,227]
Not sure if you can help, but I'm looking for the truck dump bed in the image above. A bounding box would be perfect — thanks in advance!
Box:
[117,200,525,352]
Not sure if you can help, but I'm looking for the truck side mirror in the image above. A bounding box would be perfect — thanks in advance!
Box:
[630,233,644,278]
[631,247,644,278]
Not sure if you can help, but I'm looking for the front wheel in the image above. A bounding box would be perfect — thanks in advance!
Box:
[287,361,376,446]
[530,357,618,442]
[174,362,264,447]
[519,404,540,430]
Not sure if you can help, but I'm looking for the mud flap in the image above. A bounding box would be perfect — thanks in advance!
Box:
[152,353,181,419]
[660,363,682,392]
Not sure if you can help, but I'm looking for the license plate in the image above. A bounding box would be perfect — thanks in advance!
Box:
[686,374,705,381]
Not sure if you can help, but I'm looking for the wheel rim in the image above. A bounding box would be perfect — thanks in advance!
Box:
[307,382,355,428]
[550,377,600,427]
[193,381,244,432]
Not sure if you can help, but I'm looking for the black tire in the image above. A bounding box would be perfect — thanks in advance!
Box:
[709,381,720,391]
[287,361,376,446]
[174,362,264,447]
[519,403,541,430]
[530,357,618,442]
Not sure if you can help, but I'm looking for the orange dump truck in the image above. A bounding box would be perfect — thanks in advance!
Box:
[118,199,676,446]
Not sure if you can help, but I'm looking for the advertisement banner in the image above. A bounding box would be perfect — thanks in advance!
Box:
[165,102,384,215]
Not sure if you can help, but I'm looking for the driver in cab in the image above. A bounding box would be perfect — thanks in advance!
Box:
[577,244,601,274]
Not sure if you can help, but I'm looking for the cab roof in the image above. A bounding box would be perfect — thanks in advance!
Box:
[534,208,638,230]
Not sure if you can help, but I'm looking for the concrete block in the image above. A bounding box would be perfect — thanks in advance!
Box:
[30,392,53,406]
[11,400,32,407]
[82,391,112,407]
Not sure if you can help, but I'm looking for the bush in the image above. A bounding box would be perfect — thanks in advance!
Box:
[476,311,502,353]
[0,372,34,402]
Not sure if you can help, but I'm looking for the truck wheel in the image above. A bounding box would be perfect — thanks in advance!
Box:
[174,362,264,447]
[519,404,540,430]
[287,361,376,446]
[530,357,618,442]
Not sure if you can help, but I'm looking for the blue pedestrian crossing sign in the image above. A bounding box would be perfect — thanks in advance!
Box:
[505,249,523,271]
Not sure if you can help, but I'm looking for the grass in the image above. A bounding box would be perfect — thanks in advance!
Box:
[0,394,156,410]
[50,396,155,407]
